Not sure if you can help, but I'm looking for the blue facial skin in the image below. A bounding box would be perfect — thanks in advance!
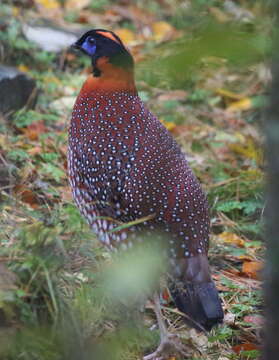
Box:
[81,37,97,56]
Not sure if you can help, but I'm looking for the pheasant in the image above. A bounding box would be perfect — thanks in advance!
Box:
[68,29,223,359]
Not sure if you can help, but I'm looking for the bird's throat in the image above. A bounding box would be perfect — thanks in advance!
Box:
[80,58,136,95]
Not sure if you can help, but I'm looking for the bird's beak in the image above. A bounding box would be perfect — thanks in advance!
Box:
[71,41,81,50]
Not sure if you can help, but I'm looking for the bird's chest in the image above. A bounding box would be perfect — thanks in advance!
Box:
[69,118,139,178]
[68,95,145,205]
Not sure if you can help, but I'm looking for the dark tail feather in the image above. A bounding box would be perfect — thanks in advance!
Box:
[170,281,224,331]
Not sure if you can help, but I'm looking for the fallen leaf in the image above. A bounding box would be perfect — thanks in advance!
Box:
[65,0,90,11]
[242,261,263,279]
[108,5,155,27]
[160,119,176,131]
[233,343,259,354]
[34,0,60,10]
[59,186,73,202]
[27,146,43,156]
[227,97,252,112]
[229,138,262,162]
[115,28,136,45]
[216,88,244,100]
[21,120,48,141]
[217,231,245,247]
[18,64,29,73]
[157,90,187,102]
[14,185,40,208]
[152,21,176,42]
[12,6,20,17]
[227,95,267,112]
[237,254,254,261]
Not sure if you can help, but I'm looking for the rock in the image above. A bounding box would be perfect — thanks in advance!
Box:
[22,23,78,52]
[0,66,37,114]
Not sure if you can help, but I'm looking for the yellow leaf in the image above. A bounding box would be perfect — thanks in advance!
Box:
[12,7,20,17]
[35,0,60,9]
[242,261,263,279]
[18,64,29,73]
[243,169,263,180]
[152,21,174,41]
[160,119,176,131]
[115,28,136,46]
[215,88,244,100]
[217,232,245,247]
[229,138,262,162]
[227,98,252,112]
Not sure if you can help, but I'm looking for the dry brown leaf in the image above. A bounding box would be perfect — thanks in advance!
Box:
[21,120,48,141]
[65,0,90,11]
[233,343,259,354]
[27,146,43,156]
[14,185,40,208]
[242,261,263,280]
[217,231,245,247]
[59,186,73,202]
[108,5,155,26]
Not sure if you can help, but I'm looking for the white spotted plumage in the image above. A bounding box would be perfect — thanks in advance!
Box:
[68,91,209,258]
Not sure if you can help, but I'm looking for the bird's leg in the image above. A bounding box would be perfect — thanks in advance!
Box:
[143,293,189,360]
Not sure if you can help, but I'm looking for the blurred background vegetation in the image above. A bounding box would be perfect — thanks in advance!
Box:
[0,0,270,359]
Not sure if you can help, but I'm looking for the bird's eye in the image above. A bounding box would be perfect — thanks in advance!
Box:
[87,37,95,44]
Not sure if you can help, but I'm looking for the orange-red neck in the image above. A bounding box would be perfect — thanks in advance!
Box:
[80,56,137,95]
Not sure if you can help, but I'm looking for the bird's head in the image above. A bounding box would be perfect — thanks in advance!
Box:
[72,29,134,77]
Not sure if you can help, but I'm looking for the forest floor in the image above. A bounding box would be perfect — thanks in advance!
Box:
[0,0,268,359]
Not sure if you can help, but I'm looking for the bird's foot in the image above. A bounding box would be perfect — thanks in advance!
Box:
[143,332,189,360]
